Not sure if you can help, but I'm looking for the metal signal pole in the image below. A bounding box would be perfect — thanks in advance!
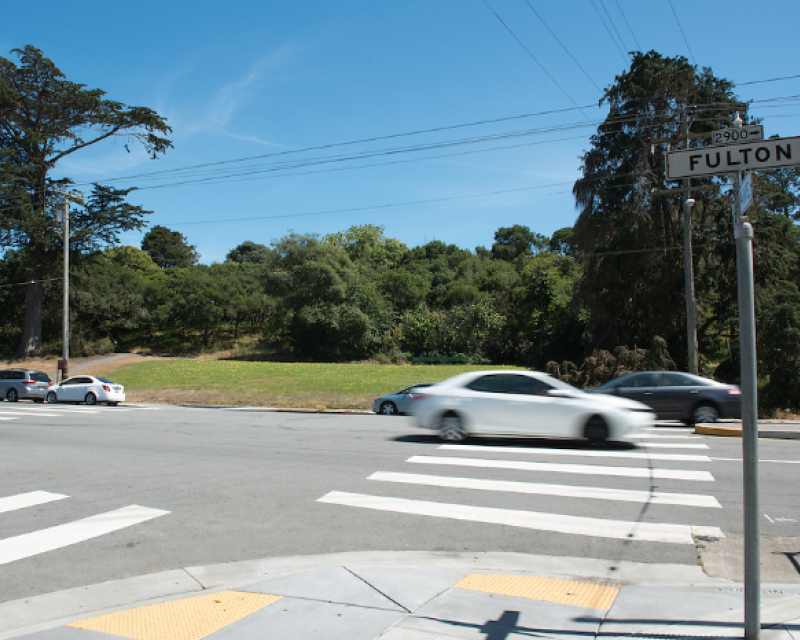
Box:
[729,114,761,640]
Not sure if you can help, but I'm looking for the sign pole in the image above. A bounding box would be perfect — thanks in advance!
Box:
[733,167,761,639]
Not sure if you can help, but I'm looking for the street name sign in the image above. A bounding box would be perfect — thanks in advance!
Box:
[739,172,753,216]
[666,136,800,179]
[711,125,763,146]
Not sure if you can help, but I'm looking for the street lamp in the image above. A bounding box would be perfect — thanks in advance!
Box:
[53,188,83,381]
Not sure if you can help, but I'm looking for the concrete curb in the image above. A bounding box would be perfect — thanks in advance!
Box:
[694,424,800,439]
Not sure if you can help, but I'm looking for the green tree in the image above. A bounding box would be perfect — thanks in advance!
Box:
[225,241,271,264]
[0,45,171,356]
[141,226,199,269]
[265,233,390,359]
[491,224,547,263]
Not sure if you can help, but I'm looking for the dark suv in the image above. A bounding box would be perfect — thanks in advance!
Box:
[0,369,52,402]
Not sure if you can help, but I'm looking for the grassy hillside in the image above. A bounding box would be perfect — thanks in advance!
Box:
[91,358,525,410]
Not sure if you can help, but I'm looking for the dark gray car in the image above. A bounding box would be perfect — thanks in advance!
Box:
[586,371,742,425]
[0,369,52,402]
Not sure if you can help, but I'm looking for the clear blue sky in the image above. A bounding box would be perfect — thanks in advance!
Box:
[4,1,799,264]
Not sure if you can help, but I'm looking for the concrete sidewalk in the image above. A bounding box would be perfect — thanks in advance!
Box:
[2,551,799,640]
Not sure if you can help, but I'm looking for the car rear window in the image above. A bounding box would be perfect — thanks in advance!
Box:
[31,372,51,382]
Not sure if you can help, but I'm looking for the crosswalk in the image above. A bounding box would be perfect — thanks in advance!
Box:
[0,490,169,565]
[0,403,155,421]
[318,428,725,549]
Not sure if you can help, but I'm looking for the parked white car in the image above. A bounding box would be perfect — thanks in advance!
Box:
[46,375,125,406]
[409,370,654,444]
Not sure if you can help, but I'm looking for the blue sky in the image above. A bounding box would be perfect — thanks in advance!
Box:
[4,1,799,264]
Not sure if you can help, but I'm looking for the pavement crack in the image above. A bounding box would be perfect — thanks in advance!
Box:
[344,566,411,613]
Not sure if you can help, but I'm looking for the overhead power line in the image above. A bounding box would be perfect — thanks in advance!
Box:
[666,0,696,65]
[589,0,628,62]
[739,74,800,86]
[613,0,642,51]
[522,0,604,93]
[482,0,592,119]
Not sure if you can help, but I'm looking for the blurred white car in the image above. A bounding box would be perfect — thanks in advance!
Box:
[46,375,125,406]
[410,370,654,444]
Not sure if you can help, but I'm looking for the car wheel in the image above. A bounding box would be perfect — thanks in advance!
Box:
[439,413,467,442]
[46,391,58,404]
[693,403,719,424]
[379,401,398,415]
[7,388,18,402]
[584,416,609,446]
[85,392,97,406]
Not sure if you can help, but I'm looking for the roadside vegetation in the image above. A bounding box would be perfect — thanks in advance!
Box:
[2,48,799,414]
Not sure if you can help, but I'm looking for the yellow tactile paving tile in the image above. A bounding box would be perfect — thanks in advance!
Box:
[66,590,282,640]
[454,574,619,610]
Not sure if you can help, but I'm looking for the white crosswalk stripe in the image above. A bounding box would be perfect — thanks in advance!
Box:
[0,491,68,514]
[0,404,155,420]
[438,443,711,462]
[0,411,62,418]
[407,455,715,481]
[368,471,722,508]
[318,438,724,548]
[0,492,169,565]
[318,491,723,544]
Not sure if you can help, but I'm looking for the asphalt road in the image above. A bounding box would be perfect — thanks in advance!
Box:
[1,403,798,604]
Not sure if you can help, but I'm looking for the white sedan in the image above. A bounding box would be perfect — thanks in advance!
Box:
[46,375,125,406]
[409,370,654,444]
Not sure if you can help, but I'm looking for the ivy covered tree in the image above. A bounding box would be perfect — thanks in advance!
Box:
[572,51,741,359]
[0,45,172,356]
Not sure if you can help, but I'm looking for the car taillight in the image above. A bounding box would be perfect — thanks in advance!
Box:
[728,389,742,395]
[103,385,111,391]
[22,380,36,384]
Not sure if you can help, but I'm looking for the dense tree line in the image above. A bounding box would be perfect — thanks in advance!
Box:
[2,47,800,411]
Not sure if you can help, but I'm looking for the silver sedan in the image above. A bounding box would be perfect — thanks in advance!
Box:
[373,383,436,415]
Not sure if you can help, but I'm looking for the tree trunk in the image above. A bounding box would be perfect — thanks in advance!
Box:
[13,280,44,358]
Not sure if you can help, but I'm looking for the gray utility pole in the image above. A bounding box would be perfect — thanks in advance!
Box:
[681,110,699,376]
[54,188,83,382]
[729,116,761,639]
[683,197,698,375]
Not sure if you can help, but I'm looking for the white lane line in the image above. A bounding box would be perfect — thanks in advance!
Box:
[318,491,723,544]
[712,457,800,465]
[0,505,170,565]
[0,491,69,514]
[407,455,715,482]
[0,411,61,418]
[438,444,710,463]
[369,472,722,508]
[638,442,709,449]
[0,417,17,421]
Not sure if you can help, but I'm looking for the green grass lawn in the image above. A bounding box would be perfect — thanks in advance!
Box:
[107,359,527,409]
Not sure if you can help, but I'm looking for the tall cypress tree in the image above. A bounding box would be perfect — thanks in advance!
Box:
[0,46,172,356]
